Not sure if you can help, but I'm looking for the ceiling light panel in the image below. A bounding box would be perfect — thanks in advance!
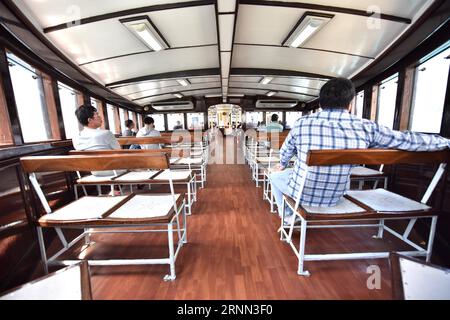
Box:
[173,93,183,98]
[260,76,274,84]
[266,91,278,97]
[219,14,235,51]
[177,79,190,86]
[283,13,333,48]
[121,16,169,51]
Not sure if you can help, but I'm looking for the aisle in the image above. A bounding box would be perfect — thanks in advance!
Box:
[90,135,395,299]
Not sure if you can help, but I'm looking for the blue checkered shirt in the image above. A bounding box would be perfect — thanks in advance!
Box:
[280,109,450,207]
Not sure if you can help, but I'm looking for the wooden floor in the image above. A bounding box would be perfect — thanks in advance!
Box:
[75,135,408,300]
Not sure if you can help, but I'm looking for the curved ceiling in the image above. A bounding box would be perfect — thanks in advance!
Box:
[12,0,435,110]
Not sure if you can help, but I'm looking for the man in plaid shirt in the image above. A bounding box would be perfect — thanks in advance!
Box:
[270,78,450,224]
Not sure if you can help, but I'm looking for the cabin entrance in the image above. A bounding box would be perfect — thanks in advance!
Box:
[208,104,242,136]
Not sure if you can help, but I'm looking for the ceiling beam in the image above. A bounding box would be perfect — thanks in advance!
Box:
[228,86,317,97]
[43,0,215,33]
[239,0,411,24]
[133,86,222,101]
[231,68,331,80]
[106,68,220,87]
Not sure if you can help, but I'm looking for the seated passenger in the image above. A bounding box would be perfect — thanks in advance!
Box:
[122,119,140,149]
[122,119,136,137]
[136,116,161,149]
[269,78,450,224]
[173,120,183,130]
[265,114,284,132]
[72,104,121,177]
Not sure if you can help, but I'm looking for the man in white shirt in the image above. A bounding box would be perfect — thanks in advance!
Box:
[265,114,284,132]
[72,105,121,176]
[136,116,161,149]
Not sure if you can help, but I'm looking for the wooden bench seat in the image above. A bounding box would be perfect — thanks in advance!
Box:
[278,149,449,276]
[20,153,188,281]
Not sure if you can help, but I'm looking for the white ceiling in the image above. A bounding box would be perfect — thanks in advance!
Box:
[13,0,435,108]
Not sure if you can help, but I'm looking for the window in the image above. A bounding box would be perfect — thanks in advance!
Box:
[145,114,165,131]
[118,108,126,134]
[377,74,398,129]
[285,112,302,129]
[58,82,80,139]
[7,52,57,143]
[265,111,283,125]
[106,104,119,134]
[90,97,105,129]
[137,113,143,129]
[128,110,133,123]
[244,112,263,129]
[167,113,185,130]
[355,91,364,118]
[187,113,205,130]
[0,76,13,146]
[410,46,450,133]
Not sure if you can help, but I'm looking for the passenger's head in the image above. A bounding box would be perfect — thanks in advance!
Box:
[75,105,102,128]
[319,78,355,109]
[144,116,155,128]
[125,119,135,129]
[271,114,279,122]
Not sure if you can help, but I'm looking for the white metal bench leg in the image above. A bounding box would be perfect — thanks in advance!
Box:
[187,180,192,215]
[36,226,48,274]
[426,216,438,262]
[358,180,364,190]
[183,202,188,244]
[164,223,176,281]
[297,218,310,276]
[373,219,385,239]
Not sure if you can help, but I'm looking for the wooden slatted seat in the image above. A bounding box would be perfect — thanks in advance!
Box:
[390,252,450,300]
[69,149,197,215]
[20,153,187,281]
[0,261,92,300]
[350,165,388,189]
[279,149,449,276]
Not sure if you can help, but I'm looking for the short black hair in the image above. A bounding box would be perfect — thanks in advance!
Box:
[319,78,355,109]
[271,114,279,122]
[124,119,134,128]
[75,105,97,126]
[144,116,155,125]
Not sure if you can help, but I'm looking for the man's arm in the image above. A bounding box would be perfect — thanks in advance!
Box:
[369,121,450,151]
[106,131,121,150]
[279,126,297,168]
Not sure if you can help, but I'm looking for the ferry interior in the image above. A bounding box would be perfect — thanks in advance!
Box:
[0,0,450,301]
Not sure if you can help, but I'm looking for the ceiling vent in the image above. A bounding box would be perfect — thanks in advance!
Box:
[255,100,298,109]
[151,101,194,111]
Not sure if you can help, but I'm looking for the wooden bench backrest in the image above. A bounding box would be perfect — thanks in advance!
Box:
[162,131,206,142]
[21,153,170,173]
[306,149,450,166]
[117,136,181,145]
[69,148,191,158]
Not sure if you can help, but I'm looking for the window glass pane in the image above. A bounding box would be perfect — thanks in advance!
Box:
[410,47,450,133]
[265,111,283,125]
[147,114,165,131]
[187,113,205,130]
[355,91,364,118]
[137,113,143,129]
[7,52,53,143]
[58,82,80,139]
[90,98,105,129]
[106,104,118,134]
[0,76,13,146]
[244,112,263,129]
[128,111,133,122]
[285,112,302,129]
[167,113,185,130]
[118,108,126,133]
[377,74,398,129]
